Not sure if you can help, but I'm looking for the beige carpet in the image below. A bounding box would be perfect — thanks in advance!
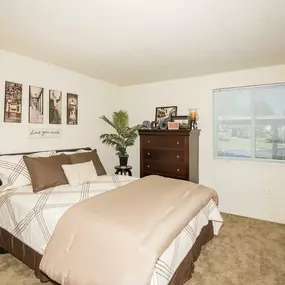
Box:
[0,213,284,285]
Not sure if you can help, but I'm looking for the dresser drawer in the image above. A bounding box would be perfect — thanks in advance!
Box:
[141,135,185,150]
[143,149,185,163]
[143,161,187,177]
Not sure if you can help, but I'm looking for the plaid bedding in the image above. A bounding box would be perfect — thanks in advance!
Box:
[0,174,223,285]
[0,151,52,189]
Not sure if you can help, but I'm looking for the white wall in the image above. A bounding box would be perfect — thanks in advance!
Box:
[0,49,119,173]
[2,49,284,224]
[121,65,285,224]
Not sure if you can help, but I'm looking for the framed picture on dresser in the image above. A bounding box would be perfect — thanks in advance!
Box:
[171,115,189,129]
[155,106,177,123]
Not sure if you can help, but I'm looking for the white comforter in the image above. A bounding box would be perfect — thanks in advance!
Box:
[0,175,223,285]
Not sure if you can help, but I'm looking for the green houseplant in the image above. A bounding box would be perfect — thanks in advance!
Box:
[99,110,141,167]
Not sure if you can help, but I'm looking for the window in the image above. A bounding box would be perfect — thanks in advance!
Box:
[214,83,285,162]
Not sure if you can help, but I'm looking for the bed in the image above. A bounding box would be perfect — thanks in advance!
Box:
[0,147,223,285]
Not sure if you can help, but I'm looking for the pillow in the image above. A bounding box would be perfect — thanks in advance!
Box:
[67,149,106,176]
[61,161,98,188]
[23,154,71,193]
[0,151,53,189]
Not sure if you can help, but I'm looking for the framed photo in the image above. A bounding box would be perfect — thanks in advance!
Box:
[49,89,62,124]
[171,115,189,129]
[29,85,44,124]
[67,93,78,125]
[4,81,22,123]
[155,106,177,123]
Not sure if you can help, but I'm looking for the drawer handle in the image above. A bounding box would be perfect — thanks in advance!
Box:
[148,140,150,143]
[177,169,180,172]
[147,165,150,168]
[177,141,180,145]
[177,155,180,158]
[148,152,150,156]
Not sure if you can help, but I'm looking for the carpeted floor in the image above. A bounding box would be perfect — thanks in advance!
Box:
[0,213,284,285]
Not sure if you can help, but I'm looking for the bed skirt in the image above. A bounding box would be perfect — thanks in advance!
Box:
[0,221,213,285]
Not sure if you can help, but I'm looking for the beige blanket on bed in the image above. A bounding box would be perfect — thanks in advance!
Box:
[40,175,218,285]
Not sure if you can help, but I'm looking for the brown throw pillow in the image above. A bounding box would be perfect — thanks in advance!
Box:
[68,149,106,176]
[23,154,71,193]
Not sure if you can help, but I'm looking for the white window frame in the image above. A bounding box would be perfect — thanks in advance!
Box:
[213,82,285,164]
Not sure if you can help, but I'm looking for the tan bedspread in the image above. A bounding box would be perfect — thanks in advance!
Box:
[40,175,218,285]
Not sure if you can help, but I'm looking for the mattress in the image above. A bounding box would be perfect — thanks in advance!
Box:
[0,174,223,285]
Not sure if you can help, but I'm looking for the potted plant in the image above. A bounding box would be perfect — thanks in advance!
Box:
[99,110,141,167]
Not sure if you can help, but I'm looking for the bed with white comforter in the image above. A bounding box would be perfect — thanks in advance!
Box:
[0,174,223,285]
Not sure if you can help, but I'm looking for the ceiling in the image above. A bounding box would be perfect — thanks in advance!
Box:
[0,0,285,86]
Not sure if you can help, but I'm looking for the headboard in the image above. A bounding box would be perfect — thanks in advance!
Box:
[0,147,92,157]
[0,147,92,186]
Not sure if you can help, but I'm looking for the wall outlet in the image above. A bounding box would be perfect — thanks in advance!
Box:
[268,190,271,195]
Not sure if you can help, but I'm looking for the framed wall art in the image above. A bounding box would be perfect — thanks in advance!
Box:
[29,85,44,124]
[49,89,62,124]
[171,115,189,129]
[67,93,78,125]
[155,106,177,123]
[4,81,22,123]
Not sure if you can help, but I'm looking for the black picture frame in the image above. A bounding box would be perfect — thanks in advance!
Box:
[67,93,78,125]
[29,85,44,124]
[171,115,189,129]
[49,89,62,124]
[4,81,22,123]
[155,106,177,124]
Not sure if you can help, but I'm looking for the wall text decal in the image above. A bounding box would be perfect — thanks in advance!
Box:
[29,128,61,138]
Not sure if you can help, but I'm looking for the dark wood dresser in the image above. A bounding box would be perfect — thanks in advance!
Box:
[139,129,200,183]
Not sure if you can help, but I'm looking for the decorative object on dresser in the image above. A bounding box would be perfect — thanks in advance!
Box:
[167,121,179,130]
[155,106,177,123]
[150,120,171,130]
[159,120,168,130]
[100,109,141,167]
[142,120,151,129]
[139,129,200,183]
[188,108,199,130]
[171,115,189,129]
[150,120,159,129]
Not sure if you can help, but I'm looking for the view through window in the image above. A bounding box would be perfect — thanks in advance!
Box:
[214,84,285,162]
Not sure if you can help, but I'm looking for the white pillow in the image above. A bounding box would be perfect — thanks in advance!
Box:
[0,151,52,188]
[61,161,98,188]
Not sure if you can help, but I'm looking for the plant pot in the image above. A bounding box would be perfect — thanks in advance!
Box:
[119,154,129,167]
